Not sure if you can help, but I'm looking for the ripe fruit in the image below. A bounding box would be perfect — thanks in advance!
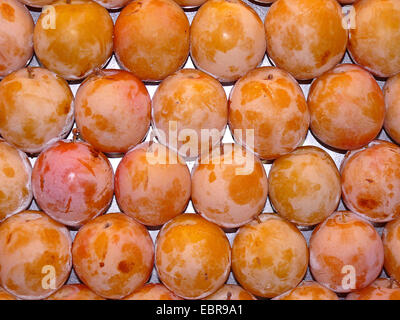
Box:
[346,278,400,300]
[0,211,72,300]
[75,69,151,154]
[72,213,154,299]
[204,284,257,300]
[268,146,341,226]
[190,0,266,82]
[232,214,308,298]
[191,143,268,228]
[114,0,189,81]
[0,139,32,222]
[115,142,191,226]
[308,64,385,151]
[32,140,114,227]
[46,284,104,300]
[309,211,384,293]
[264,0,347,80]
[341,140,400,223]
[155,214,231,299]
[383,218,400,283]
[0,67,74,153]
[383,74,400,144]
[274,281,339,300]
[152,69,228,159]
[124,283,183,300]
[0,287,16,300]
[348,0,400,78]
[0,0,33,78]
[228,67,309,160]
[34,0,113,80]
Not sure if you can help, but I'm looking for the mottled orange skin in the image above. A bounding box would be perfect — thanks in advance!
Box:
[115,142,191,226]
[265,0,347,80]
[124,283,183,300]
[173,0,206,7]
[75,70,151,154]
[155,214,231,299]
[114,0,189,81]
[34,0,113,81]
[228,67,309,160]
[0,286,16,300]
[152,69,228,159]
[309,211,384,293]
[269,146,341,226]
[0,139,32,222]
[190,0,266,82]
[191,143,268,228]
[274,281,339,300]
[383,218,400,284]
[0,211,72,300]
[349,0,400,78]
[32,140,114,227]
[72,213,154,299]
[0,67,74,154]
[232,214,308,298]
[0,0,33,78]
[341,140,400,223]
[94,0,131,9]
[384,74,400,144]
[346,278,400,300]
[308,64,385,151]
[46,284,105,300]
[204,284,256,300]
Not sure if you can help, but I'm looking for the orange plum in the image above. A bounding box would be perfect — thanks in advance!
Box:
[32,140,114,227]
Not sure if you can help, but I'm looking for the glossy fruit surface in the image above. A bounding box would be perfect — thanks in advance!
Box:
[308,64,385,150]
[383,218,400,284]
[0,0,33,78]
[191,143,268,228]
[341,140,400,223]
[269,146,341,226]
[229,66,309,160]
[114,0,189,81]
[152,69,227,159]
[348,0,400,78]
[346,278,400,300]
[34,0,113,80]
[75,69,151,154]
[232,214,308,298]
[0,139,32,222]
[155,214,231,299]
[383,74,400,144]
[32,140,114,227]
[0,211,72,300]
[309,211,384,293]
[72,213,154,299]
[115,142,191,226]
[265,0,347,80]
[0,67,74,153]
[190,0,266,82]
